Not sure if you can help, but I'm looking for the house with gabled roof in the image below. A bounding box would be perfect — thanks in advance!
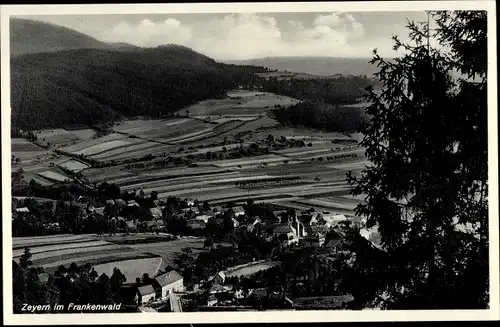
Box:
[152,270,183,299]
[135,285,156,304]
[149,207,162,219]
[15,207,30,213]
[127,200,139,207]
[232,206,245,217]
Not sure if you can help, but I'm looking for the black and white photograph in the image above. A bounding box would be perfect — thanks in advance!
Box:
[2,1,498,324]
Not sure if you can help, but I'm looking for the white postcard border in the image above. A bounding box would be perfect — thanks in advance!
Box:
[1,1,498,324]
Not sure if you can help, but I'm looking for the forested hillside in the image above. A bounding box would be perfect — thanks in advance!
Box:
[261,75,376,105]
[11,46,268,130]
[260,74,375,133]
[10,18,138,56]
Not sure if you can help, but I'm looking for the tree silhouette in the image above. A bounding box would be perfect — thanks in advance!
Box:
[346,11,488,309]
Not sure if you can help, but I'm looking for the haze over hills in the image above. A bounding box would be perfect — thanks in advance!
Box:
[223,57,378,77]
[10,18,139,56]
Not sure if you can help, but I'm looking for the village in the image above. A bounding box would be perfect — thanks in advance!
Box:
[12,182,380,312]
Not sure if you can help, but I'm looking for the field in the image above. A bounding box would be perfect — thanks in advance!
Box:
[11,138,44,152]
[58,159,90,173]
[13,90,369,224]
[93,257,163,283]
[34,128,96,147]
[37,170,72,183]
[12,234,209,280]
[225,261,280,278]
[125,238,207,267]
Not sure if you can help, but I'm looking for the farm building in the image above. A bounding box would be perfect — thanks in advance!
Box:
[195,215,212,223]
[320,214,348,227]
[153,270,184,299]
[149,207,162,219]
[213,205,224,213]
[273,224,299,245]
[136,285,156,304]
[209,283,226,294]
[232,206,245,217]
[127,200,139,207]
[94,207,105,217]
[187,219,205,230]
[185,198,195,207]
[15,207,30,213]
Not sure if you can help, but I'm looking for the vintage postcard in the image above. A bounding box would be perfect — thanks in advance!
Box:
[1,1,498,325]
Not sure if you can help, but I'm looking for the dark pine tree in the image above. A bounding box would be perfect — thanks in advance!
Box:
[345,11,488,309]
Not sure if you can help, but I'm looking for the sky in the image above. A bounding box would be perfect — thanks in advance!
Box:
[20,11,428,61]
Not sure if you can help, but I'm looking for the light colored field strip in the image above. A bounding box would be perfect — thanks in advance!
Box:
[13,233,79,242]
[37,171,71,182]
[13,234,93,247]
[277,148,335,157]
[225,263,278,278]
[118,171,242,190]
[19,244,124,261]
[206,155,287,168]
[159,128,214,143]
[327,160,369,170]
[292,198,358,210]
[158,185,236,199]
[60,133,125,153]
[93,257,163,283]
[59,160,90,172]
[193,182,350,202]
[13,240,111,257]
[40,251,153,268]
[90,142,160,159]
[75,139,133,156]
[137,175,272,194]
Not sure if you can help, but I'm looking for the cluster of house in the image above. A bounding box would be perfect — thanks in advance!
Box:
[245,210,353,247]
[185,203,244,230]
[204,260,282,307]
[135,270,184,305]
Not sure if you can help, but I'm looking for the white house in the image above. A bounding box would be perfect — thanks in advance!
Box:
[186,198,195,207]
[232,206,245,217]
[153,270,184,299]
[15,207,30,213]
[322,214,348,228]
[273,224,299,245]
[127,200,140,207]
[149,207,162,219]
[136,285,156,304]
[195,214,212,223]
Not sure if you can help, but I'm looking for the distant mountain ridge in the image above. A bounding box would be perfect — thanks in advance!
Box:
[223,56,378,77]
[10,17,139,56]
